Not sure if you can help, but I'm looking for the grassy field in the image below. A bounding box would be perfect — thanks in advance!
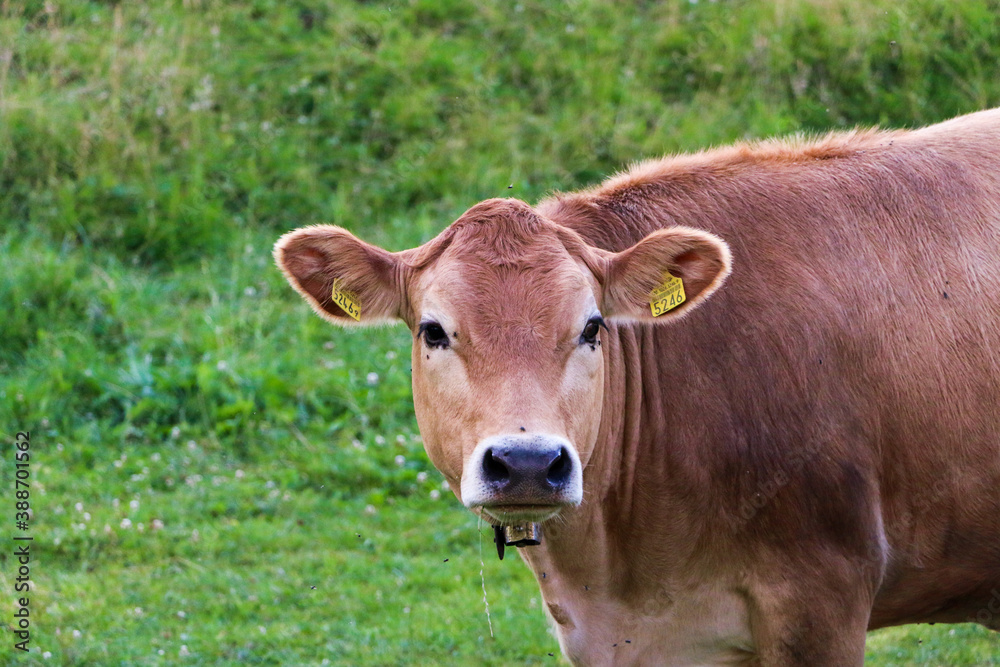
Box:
[3,0,1000,664]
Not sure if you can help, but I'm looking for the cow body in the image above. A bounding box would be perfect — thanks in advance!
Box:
[276,109,1000,665]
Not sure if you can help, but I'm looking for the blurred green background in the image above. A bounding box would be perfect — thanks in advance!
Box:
[2,0,999,664]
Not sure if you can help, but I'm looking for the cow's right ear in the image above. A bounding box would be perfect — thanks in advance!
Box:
[274,225,408,326]
[600,227,732,323]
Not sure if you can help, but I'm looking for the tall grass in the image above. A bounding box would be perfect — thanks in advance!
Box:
[5,1,1000,266]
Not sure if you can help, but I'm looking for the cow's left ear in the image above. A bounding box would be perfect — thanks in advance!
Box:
[274,225,409,326]
[601,227,732,322]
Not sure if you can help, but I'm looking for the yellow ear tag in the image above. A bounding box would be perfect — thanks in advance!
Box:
[650,272,686,317]
[331,278,362,321]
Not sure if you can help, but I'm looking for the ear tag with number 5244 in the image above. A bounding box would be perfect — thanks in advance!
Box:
[331,278,362,321]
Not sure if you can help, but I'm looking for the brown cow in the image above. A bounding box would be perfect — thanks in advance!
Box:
[275,108,1000,665]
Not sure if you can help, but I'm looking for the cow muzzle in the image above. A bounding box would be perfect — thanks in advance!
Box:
[461,433,583,524]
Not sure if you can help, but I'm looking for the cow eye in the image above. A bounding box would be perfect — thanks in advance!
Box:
[419,321,450,349]
[580,316,605,346]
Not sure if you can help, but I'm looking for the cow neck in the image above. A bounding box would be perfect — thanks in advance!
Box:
[521,321,691,601]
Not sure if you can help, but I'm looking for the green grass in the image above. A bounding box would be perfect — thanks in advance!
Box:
[2,0,1000,664]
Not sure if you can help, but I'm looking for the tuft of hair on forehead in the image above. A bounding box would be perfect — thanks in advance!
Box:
[444,198,563,267]
[400,198,608,275]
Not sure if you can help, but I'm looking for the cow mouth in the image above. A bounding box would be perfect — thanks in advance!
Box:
[481,503,562,523]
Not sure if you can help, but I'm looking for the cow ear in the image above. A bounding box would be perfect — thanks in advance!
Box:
[274,225,408,326]
[601,227,731,322]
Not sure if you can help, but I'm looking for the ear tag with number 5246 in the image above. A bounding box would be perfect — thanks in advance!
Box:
[650,273,686,317]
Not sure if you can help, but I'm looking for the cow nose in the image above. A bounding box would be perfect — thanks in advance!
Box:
[481,444,573,492]
[462,434,583,510]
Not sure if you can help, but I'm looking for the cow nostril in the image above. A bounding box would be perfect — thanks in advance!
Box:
[482,447,510,485]
[546,447,572,487]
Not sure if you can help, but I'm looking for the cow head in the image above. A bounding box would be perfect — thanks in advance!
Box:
[275,199,730,528]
